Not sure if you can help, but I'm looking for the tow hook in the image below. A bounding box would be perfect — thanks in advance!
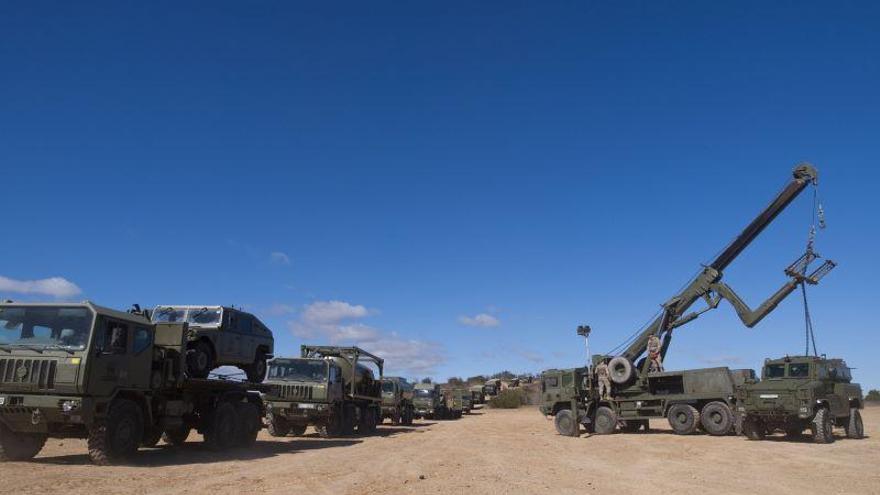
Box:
[31,408,43,425]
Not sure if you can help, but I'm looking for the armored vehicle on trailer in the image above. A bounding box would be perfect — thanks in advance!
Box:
[737,356,864,443]
[381,376,414,425]
[263,346,383,437]
[469,385,485,404]
[543,164,836,437]
[412,382,445,420]
[151,305,274,382]
[0,301,265,464]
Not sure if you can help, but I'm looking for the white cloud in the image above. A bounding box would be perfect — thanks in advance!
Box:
[0,275,82,299]
[458,313,500,327]
[289,300,444,375]
[270,251,291,265]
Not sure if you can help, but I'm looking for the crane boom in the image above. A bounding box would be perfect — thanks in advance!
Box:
[611,164,833,376]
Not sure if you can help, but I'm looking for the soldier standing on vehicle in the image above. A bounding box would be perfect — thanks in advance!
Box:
[595,360,611,399]
[647,334,663,372]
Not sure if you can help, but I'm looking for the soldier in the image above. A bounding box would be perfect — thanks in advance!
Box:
[647,334,663,372]
[595,360,611,400]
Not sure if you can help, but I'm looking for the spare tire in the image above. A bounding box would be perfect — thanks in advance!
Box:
[608,356,636,385]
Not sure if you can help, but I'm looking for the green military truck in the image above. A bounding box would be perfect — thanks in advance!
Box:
[0,301,265,464]
[380,376,414,425]
[469,384,485,405]
[440,388,464,419]
[459,388,473,414]
[412,382,445,420]
[737,356,864,443]
[540,365,754,436]
[484,379,501,398]
[263,346,383,437]
[151,305,274,382]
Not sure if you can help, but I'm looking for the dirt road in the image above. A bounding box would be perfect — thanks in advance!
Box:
[2,406,878,495]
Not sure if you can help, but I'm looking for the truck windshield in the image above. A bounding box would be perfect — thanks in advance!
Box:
[789,363,810,378]
[765,364,786,378]
[152,306,222,326]
[269,360,327,381]
[414,389,434,398]
[382,381,395,393]
[0,306,93,350]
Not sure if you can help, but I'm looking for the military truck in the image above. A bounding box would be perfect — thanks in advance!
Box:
[0,301,265,464]
[412,382,445,420]
[469,384,485,405]
[737,356,864,443]
[460,388,473,414]
[263,346,383,437]
[543,165,835,437]
[440,388,463,419]
[484,379,501,397]
[380,376,414,425]
[540,365,754,436]
[151,305,274,382]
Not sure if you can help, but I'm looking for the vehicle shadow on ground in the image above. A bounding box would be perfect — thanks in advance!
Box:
[31,439,362,467]
[755,433,868,444]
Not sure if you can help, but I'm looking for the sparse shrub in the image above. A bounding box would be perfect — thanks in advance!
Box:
[489,389,524,409]
[866,389,880,402]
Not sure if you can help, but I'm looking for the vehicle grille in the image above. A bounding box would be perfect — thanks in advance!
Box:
[0,358,57,390]
[280,384,313,400]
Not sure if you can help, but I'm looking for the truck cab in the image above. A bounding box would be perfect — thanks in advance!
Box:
[412,383,442,419]
[738,356,864,443]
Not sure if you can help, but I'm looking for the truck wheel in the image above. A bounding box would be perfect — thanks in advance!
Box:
[162,426,191,446]
[88,399,144,465]
[267,413,291,437]
[204,402,239,451]
[245,352,268,383]
[289,424,307,436]
[785,424,805,438]
[742,417,766,440]
[594,406,617,435]
[235,402,261,447]
[554,409,579,437]
[358,407,377,435]
[403,408,414,426]
[846,409,864,439]
[0,422,47,461]
[700,402,734,436]
[608,356,635,385]
[391,411,401,426]
[186,341,214,379]
[667,404,699,435]
[812,408,835,444]
[141,428,163,448]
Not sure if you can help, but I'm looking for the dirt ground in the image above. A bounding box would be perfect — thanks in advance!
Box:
[2,405,878,495]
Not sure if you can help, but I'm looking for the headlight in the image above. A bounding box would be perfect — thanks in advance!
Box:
[61,400,80,412]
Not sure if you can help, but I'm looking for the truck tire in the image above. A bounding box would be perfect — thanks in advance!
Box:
[667,404,699,435]
[812,408,835,444]
[234,402,261,447]
[267,414,291,437]
[594,406,617,435]
[87,399,144,465]
[608,356,635,385]
[187,341,214,379]
[554,409,579,437]
[742,417,766,440]
[245,352,268,383]
[358,407,377,435]
[204,401,239,451]
[289,424,307,436]
[845,409,864,439]
[700,402,734,436]
[391,411,401,426]
[402,407,414,426]
[317,407,344,438]
[0,422,47,461]
[341,404,356,436]
[162,426,191,446]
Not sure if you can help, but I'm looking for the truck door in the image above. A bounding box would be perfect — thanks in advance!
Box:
[89,317,134,394]
[236,314,253,362]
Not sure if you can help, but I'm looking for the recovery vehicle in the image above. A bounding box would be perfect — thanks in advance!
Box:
[0,301,265,464]
[542,164,835,437]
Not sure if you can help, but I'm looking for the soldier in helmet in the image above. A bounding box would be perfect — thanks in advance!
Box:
[595,359,611,400]
[647,334,663,373]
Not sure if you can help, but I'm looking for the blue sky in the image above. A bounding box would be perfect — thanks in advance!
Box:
[2,2,878,388]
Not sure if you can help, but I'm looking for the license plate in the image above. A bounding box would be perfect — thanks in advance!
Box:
[297,403,316,409]
[759,394,779,399]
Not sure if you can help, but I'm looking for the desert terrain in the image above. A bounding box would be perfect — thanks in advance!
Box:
[1,405,878,495]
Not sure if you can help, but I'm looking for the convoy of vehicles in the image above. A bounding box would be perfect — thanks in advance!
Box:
[0,302,265,464]
[263,346,383,438]
[151,305,274,382]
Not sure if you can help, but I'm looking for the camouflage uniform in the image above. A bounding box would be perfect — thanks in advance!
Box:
[595,362,611,399]
[647,334,663,372]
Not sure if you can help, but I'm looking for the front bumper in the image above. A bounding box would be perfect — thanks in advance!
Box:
[0,393,94,433]
[266,400,330,420]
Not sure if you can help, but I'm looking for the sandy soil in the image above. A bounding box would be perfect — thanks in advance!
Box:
[2,405,878,495]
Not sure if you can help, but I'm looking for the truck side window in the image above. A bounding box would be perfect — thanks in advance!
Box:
[132,326,152,354]
[103,321,128,354]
